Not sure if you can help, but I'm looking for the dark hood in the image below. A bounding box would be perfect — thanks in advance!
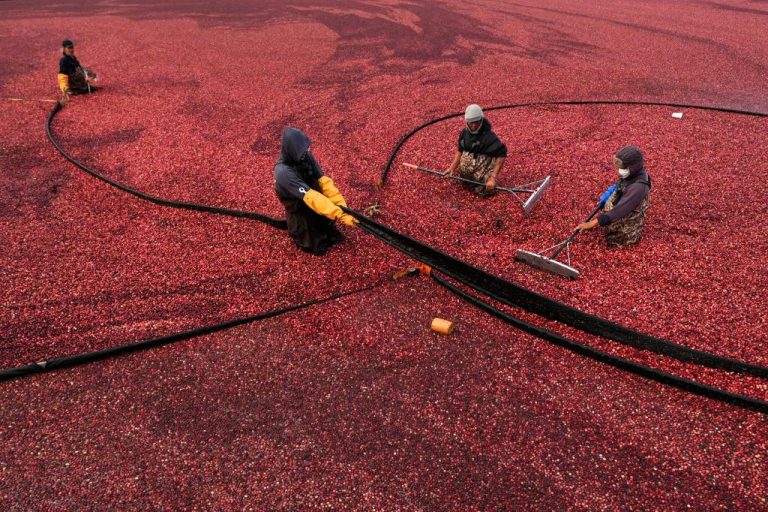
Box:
[280,127,311,165]
[459,117,507,158]
[615,145,645,177]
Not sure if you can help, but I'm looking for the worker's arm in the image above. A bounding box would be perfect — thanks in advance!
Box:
[577,184,618,231]
[303,189,357,226]
[317,176,347,207]
[57,74,71,104]
[444,150,462,176]
[276,165,357,227]
[485,157,506,191]
[597,183,648,226]
[57,73,70,93]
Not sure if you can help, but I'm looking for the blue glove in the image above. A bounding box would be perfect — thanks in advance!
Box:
[599,184,617,207]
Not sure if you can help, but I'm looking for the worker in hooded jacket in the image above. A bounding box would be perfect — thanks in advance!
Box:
[57,39,97,104]
[274,127,358,255]
[444,104,507,196]
[578,145,652,247]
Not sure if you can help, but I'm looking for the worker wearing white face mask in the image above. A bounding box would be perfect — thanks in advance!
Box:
[577,146,652,247]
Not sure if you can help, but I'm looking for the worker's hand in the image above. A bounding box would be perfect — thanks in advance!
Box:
[338,213,359,227]
[485,175,496,191]
[577,219,599,231]
[442,167,453,177]
[59,90,71,106]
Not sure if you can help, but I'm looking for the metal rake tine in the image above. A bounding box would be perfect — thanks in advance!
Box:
[539,239,569,256]
[513,179,546,189]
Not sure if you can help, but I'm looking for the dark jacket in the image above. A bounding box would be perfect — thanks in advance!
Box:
[457,119,507,158]
[598,169,652,226]
[59,54,81,76]
[273,128,339,254]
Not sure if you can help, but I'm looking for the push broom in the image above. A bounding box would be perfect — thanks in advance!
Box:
[402,163,550,216]
[515,183,617,279]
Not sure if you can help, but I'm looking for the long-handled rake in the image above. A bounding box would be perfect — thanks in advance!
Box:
[403,163,550,216]
[4,97,58,103]
[515,184,617,279]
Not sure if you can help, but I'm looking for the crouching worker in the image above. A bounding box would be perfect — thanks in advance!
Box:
[57,39,97,104]
[578,146,652,247]
[274,127,358,256]
[444,104,507,196]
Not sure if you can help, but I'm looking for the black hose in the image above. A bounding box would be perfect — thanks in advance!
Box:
[46,102,287,229]
[41,100,768,413]
[379,99,766,185]
[347,207,768,378]
[0,283,380,381]
[430,272,768,415]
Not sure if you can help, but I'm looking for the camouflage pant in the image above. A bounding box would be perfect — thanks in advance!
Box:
[603,192,650,247]
[458,152,496,197]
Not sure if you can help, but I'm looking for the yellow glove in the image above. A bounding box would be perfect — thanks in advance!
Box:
[303,189,344,221]
[57,73,70,93]
[317,176,347,207]
[303,189,359,227]
[338,213,359,227]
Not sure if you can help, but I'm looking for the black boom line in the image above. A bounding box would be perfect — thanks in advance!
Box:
[9,99,763,416]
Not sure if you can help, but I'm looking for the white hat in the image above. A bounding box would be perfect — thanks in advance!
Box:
[464,104,483,123]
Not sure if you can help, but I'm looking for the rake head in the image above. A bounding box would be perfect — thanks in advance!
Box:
[515,249,580,279]
[521,176,551,216]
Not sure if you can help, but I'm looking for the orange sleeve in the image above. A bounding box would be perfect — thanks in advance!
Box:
[57,73,69,93]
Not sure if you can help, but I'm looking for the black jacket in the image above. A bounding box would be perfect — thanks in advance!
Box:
[59,54,81,75]
[457,119,507,158]
[272,127,339,254]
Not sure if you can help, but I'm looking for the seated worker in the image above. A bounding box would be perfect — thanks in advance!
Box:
[444,104,507,196]
[57,39,97,104]
[274,127,358,255]
[578,145,652,247]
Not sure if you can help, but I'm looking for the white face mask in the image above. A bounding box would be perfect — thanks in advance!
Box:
[618,167,630,179]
